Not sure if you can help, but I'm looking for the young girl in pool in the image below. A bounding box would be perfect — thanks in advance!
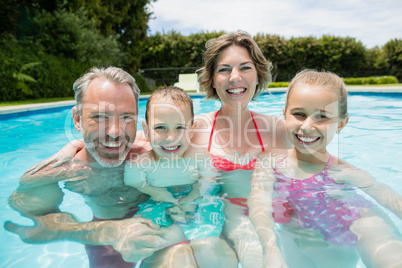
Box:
[249,69,402,268]
[124,86,237,267]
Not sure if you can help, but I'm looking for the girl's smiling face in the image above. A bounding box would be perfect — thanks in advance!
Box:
[143,99,194,160]
[213,45,258,108]
[284,84,348,159]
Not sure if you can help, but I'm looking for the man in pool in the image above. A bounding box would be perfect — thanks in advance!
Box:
[4,67,188,267]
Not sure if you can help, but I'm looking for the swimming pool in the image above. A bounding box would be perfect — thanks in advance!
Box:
[1,92,401,267]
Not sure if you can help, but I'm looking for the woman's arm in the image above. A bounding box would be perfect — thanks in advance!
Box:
[249,153,288,267]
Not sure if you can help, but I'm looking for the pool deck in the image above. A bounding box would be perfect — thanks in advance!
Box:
[1,86,401,116]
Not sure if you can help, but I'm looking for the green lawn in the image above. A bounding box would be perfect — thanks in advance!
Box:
[0,92,153,107]
[0,97,75,107]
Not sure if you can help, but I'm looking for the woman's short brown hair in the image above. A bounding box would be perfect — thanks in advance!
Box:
[197,30,272,100]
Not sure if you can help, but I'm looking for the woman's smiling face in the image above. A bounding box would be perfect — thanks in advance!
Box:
[213,45,258,108]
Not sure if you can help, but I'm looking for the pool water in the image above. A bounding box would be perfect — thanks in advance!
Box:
[1,93,401,268]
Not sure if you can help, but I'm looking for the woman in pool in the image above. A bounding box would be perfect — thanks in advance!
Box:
[249,69,402,268]
[124,86,237,267]
[192,31,292,267]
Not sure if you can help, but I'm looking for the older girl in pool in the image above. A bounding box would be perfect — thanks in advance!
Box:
[193,31,292,267]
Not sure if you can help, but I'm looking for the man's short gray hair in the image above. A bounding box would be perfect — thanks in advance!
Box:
[73,67,139,113]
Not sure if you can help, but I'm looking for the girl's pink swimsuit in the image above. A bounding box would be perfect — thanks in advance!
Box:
[274,155,374,246]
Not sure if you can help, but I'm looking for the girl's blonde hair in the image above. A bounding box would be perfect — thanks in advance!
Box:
[286,69,348,119]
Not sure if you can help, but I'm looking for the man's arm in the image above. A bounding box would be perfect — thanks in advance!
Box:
[5,163,172,262]
[28,139,85,175]
[4,211,170,262]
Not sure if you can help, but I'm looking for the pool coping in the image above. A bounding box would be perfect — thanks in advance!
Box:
[1,86,401,117]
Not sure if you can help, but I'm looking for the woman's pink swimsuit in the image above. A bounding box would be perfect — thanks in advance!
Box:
[274,155,374,246]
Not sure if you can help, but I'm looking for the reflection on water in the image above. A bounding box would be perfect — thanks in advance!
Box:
[1,94,402,267]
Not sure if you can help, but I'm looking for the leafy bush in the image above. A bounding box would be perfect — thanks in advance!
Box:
[342,76,398,85]
[0,33,90,101]
[268,82,290,88]
[0,34,37,101]
[29,55,90,98]
[133,73,151,93]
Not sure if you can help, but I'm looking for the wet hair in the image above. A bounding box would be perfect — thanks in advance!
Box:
[285,69,348,119]
[145,86,194,124]
[197,30,272,100]
[73,66,139,114]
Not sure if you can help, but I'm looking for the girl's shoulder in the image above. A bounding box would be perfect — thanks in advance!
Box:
[256,148,289,168]
[328,156,375,186]
[329,155,353,168]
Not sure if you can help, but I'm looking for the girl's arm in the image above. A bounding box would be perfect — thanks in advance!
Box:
[178,170,205,205]
[178,183,202,204]
[336,167,402,219]
[139,185,179,205]
[249,153,288,267]
[125,175,178,205]
[124,162,179,205]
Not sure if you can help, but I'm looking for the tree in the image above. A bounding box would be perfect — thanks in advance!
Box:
[32,8,125,67]
[319,36,366,76]
[187,31,225,67]
[254,33,290,82]
[63,0,155,73]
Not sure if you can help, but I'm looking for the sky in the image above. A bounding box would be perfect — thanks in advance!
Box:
[147,0,402,48]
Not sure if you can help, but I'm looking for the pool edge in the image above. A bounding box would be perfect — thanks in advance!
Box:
[1,87,401,118]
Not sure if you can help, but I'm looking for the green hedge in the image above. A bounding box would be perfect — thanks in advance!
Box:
[133,73,151,93]
[268,82,290,88]
[342,76,398,85]
[268,76,399,89]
